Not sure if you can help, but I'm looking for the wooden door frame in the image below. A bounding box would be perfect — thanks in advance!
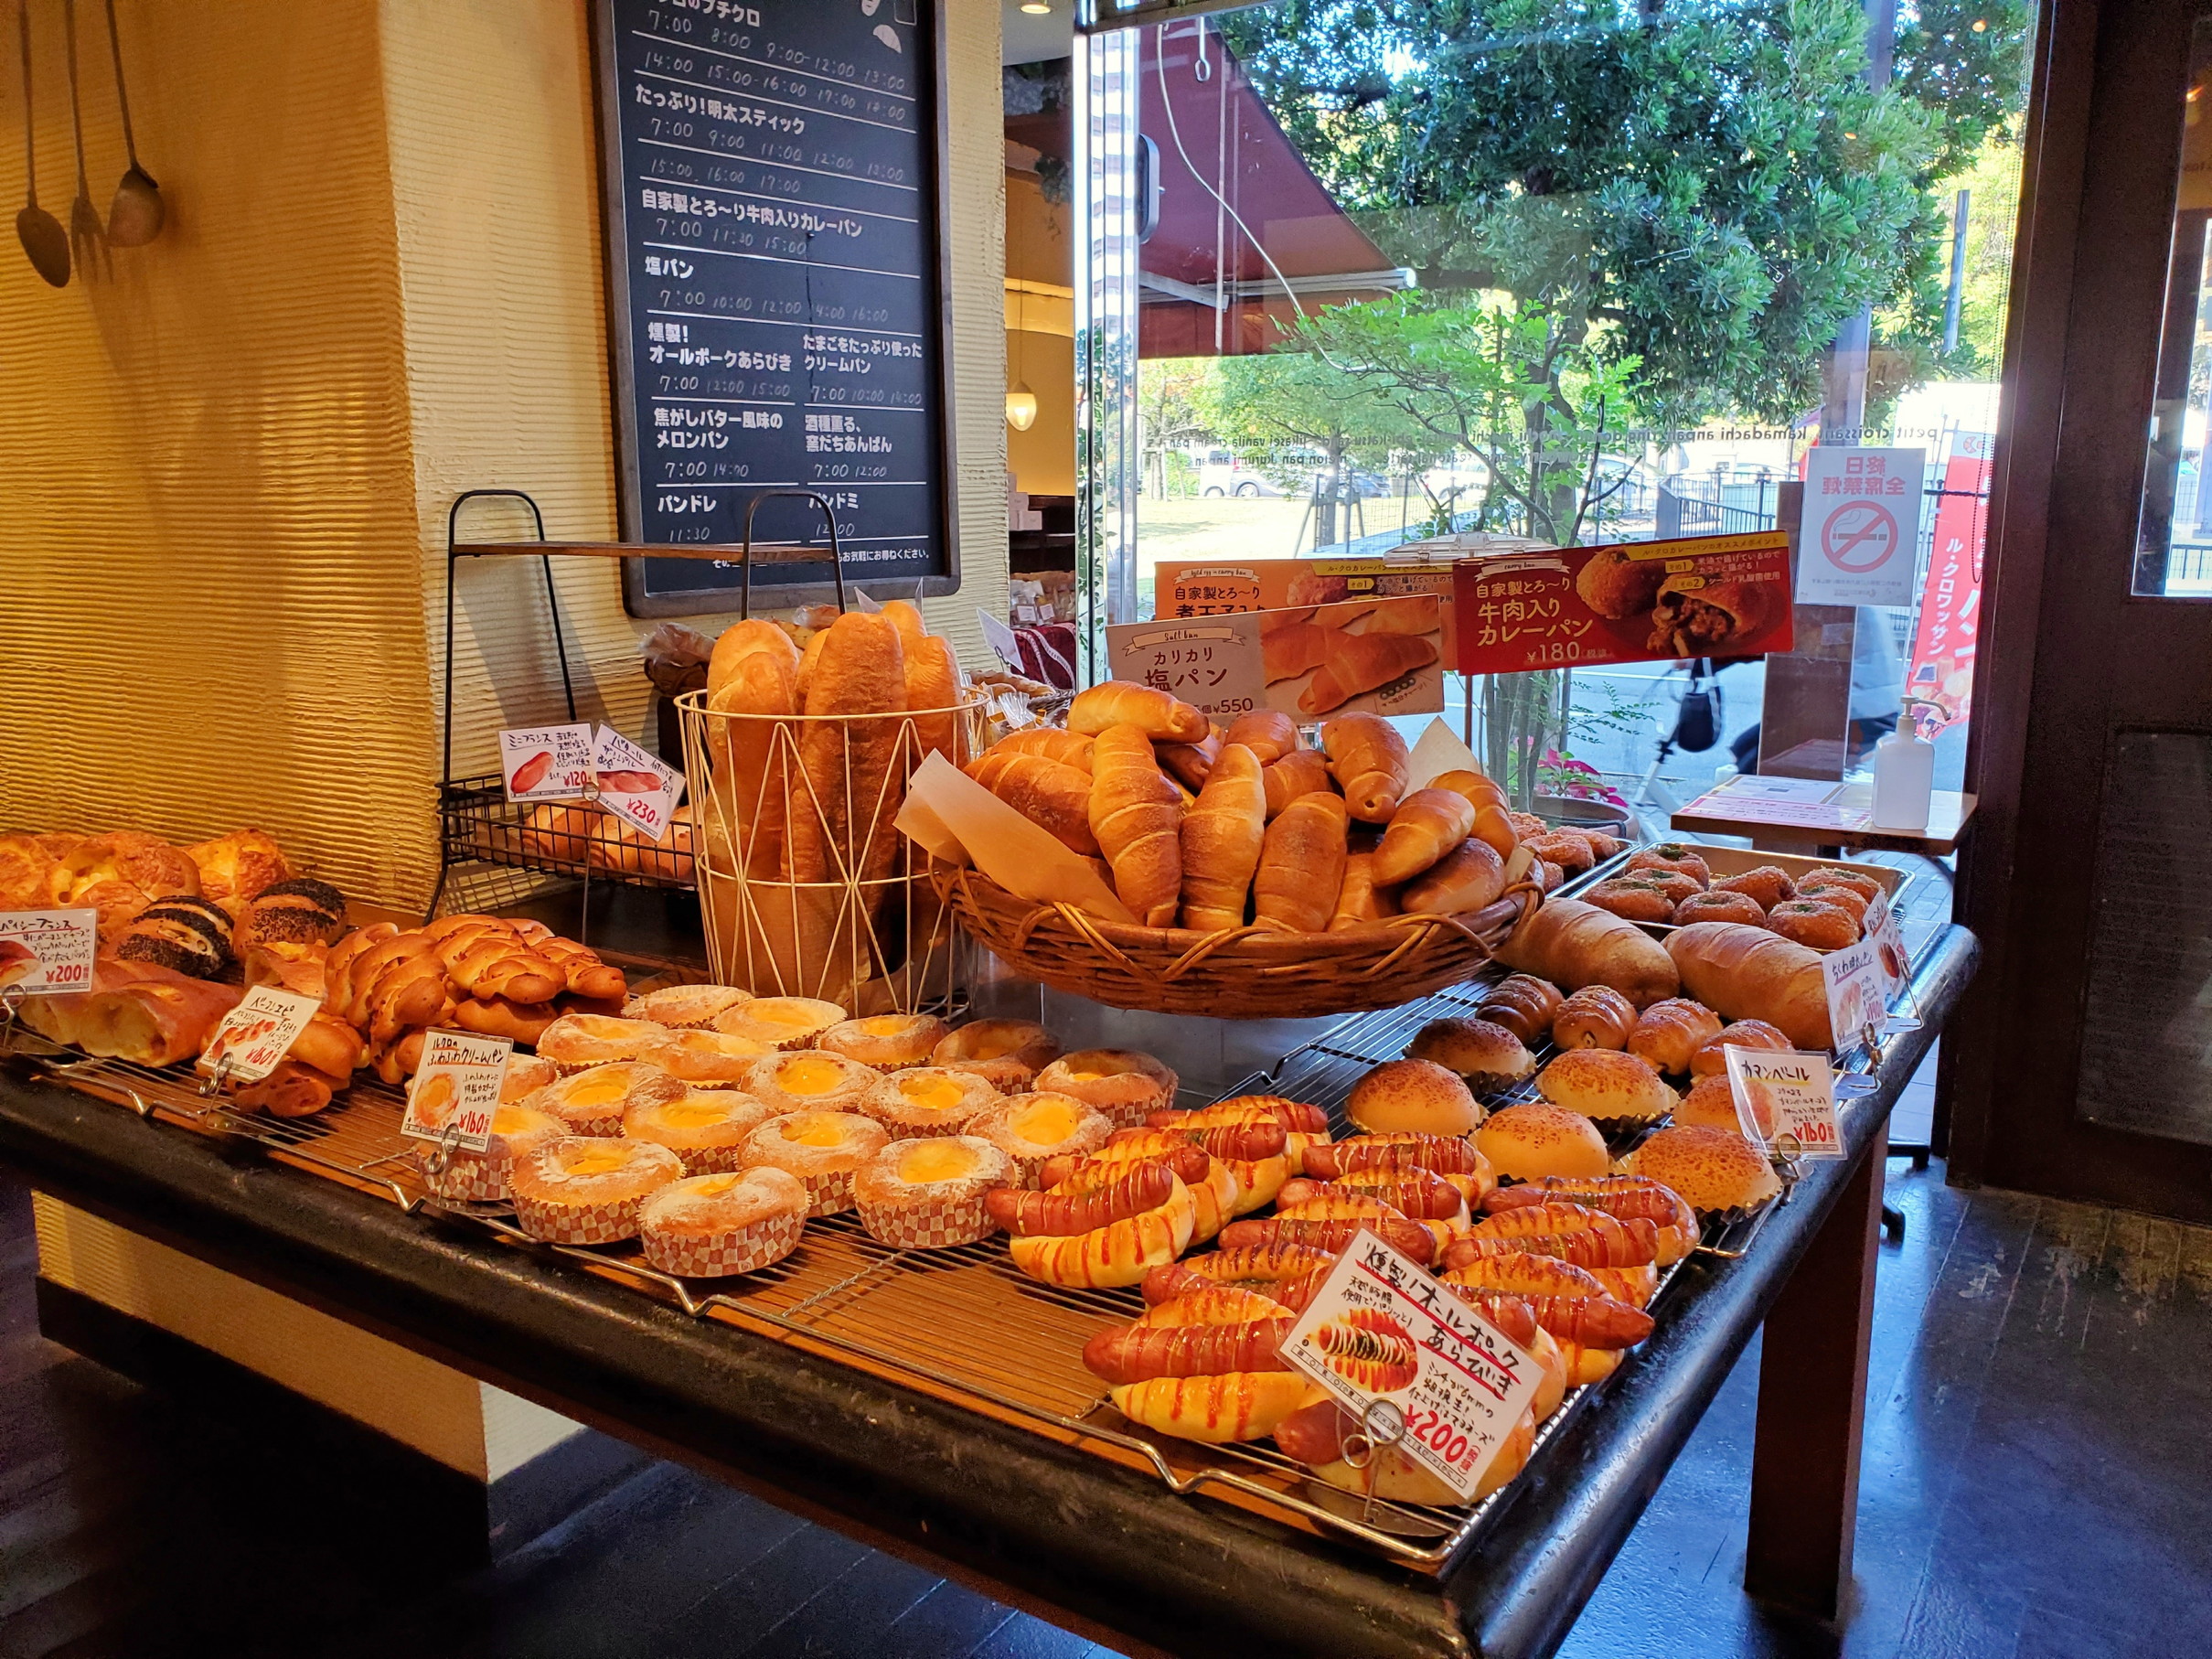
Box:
[1947,0,2212,1220]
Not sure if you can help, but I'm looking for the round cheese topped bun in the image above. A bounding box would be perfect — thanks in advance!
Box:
[1031,1050,1178,1129]
[711,996,847,1051]
[499,1054,560,1103]
[1475,1103,1612,1183]
[819,1012,951,1071]
[1624,1124,1780,1217]
[638,1166,808,1278]
[857,1065,1000,1139]
[415,1102,565,1204]
[1347,1058,1483,1138]
[535,1013,674,1075]
[970,1091,1113,1185]
[621,984,752,1031]
[623,1089,776,1173]
[852,1135,1015,1249]
[929,1021,1063,1093]
[509,1136,684,1245]
[642,1028,776,1085]
[745,1048,882,1114]
[1536,1048,1678,1131]
[525,1062,685,1138]
[739,1111,889,1215]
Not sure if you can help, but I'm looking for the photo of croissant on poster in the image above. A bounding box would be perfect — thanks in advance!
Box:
[1260,594,1445,719]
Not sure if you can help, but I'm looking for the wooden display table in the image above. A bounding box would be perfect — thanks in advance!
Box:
[1672,773,1978,857]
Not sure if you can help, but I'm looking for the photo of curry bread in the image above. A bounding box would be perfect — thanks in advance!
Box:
[1643,575,1786,656]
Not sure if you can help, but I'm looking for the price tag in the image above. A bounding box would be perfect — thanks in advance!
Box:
[1281,1227,1543,1502]
[1865,893,1911,1001]
[500,723,594,803]
[0,909,99,996]
[197,987,324,1086]
[1726,1046,1843,1160]
[401,1029,514,1152]
[1820,937,1886,1055]
[978,607,1022,669]
[590,725,685,840]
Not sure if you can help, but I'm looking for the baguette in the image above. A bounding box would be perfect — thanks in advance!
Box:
[903,633,964,768]
[966,751,1099,856]
[1664,922,1833,1049]
[1427,769,1519,860]
[787,613,906,883]
[1254,790,1348,934]
[1328,851,1397,932]
[1262,748,1333,819]
[1373,788,1478,885]
[1069,681,1206,744]
[1223,710,1298,765]
[1298,633,1438,716]
[707,619,800,700]
[708,644,799,875]
[1320,712,1410,822]
[1179,744,1266,932]
[1088,724,1184,926]
[1400,838,1507,915]
[1498,897,1680,1008]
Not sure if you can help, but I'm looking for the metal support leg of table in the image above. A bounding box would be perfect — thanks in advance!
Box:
[1742,1118,1886,1620]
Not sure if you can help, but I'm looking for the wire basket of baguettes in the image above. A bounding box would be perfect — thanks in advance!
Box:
[677,605,988,1011]
[936,682,1544,1020]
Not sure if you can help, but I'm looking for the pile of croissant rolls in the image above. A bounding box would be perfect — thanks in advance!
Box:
[964,686,1532,935]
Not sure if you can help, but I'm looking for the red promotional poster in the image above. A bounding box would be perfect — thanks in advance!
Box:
[1452,531,1795,676]
[1905,433,1992,737]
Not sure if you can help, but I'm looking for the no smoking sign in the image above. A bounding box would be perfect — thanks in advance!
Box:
[1800,446,1924,606]
[1822,499,1900,574]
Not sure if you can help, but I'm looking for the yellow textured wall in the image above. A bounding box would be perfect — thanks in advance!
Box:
[1006,172,1074,497]
[0,0,1007,910]
[0,1,432,902]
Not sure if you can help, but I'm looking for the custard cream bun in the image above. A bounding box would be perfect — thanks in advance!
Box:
[711,996,847,1050]
[744,1049,882,1114]
[641,1027,777,1086]
[622,1089,777,1173]
[414,1102,563,1204]
[509,1136,684,1245]
[857,1066,1000,1139]
[929,1020,1063,1093]
[852,1136,1015,1249]
[638,1166,808,1278]
[535,1013,675,1075]
[969,1091,1113,1185]
[499,1054,559,1103]
[525,1062,686,1138]
[738,1111,889,1215]
[819,1012,952,1071]
[1031,1050,1178,1129]
[621,983,752,1030]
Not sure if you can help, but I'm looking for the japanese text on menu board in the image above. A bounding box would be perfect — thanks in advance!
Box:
[604,0,948,594]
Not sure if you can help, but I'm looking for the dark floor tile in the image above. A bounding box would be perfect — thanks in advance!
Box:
[876,1580,1014,1659]
[645,1521,872,1658]
[739,1550,942,1659]
[967,1614,1105,1659]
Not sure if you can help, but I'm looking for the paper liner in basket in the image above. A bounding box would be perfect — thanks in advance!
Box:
[895,753,1136,926]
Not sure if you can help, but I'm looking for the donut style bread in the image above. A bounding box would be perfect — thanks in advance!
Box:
[1767,899,1859,951]
[1033,1049,1179,1129]
[1714,865,1796,909]
[638,1166,808,1278]
[1688,1018,1793,1077]
[639,1028,776,1086]
[1552,984,1637,1050]
[1626,842,1713,889]
[1499,898,1681,1008]
[970,1091,1114,1184]
[1476,974,1565,1046]
[711,996,847,1051]
[859,1066,1003,1140]
[739,1111,890,1215]
[115,895,235,979]
[1626,998,1726,1075]
[1524,830,1597,877]
[1405,1017,1537,1089]
[1672,890,1768,928]
[852,1135,1015,1248]
[1612,868,1702,908]
[525,1061,686,1138]
[744,1049,882,1114]
[1794,880,1868,926]
[988,1155,1199,1288]
[1085,1287,1320,1444]
[818,1012,951,1071]
[1797,867,1882,904]
[535,1014,674,1076]
[1625,1125,1781,1216]
[931,1020,1062,1093]
[1583,877,1675,924]
[621,984,752,1030]
[623,1089,776,1173]
[414,1102,564,1204]
[510,1136,684,1245]
[1347,1057,1482,1137]
[1536,1048,1678,1130]
[1475,1103,1612,1183]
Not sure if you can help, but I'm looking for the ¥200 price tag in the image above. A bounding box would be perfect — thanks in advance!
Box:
[1820,937,1886,1054]
[198,987,324,1086]
[589,725,685,840]
[1726,1046,1843,1160]
[401,1029,513,1152]
[1281,1226,1542,1502]
[0,909,99,996]
[500,723,594,803]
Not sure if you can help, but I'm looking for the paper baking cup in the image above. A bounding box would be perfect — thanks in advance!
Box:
[553,1110,627,1137]
[1585,1113,1670,1140]
[855,1190,998,1250]
[513,1190,650,1246]
[418,1150,511,1204]
[641,1209,804,1278]
[797,1167,859,1218]
[674,1141,749,1176]
[1095,1098,1156,1130]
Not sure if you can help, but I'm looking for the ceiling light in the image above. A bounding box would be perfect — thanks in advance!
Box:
[1006,382,1039,432]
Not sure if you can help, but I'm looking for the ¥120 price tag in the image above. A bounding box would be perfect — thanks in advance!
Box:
[500,723,595,803]
[1865,893,1911,1001]
[590,725,684,841]
[1726,1046,1843,1160]
[0,909,99,996]
[197,987,324,1086]
[1281,1226,1543,1502]
[1820,937,1886,1054]
[401,1029,514,1152]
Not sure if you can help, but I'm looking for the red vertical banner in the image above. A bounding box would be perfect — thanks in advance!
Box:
[1905,433,1993,736]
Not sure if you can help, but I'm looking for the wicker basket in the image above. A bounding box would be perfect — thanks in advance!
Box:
[933,862,1541,1020]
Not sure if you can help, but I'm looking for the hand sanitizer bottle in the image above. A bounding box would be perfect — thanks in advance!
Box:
[1872,726,1934,830]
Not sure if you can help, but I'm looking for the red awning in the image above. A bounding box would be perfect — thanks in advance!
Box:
[1138,23,1407,359]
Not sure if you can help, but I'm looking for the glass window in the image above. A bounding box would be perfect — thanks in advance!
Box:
[2135,15,2212,596]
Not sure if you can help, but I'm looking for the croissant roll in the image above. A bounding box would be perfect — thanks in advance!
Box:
[1222,709,1298,766]
[1068,681,1207,744]
[1261,747,1334,819]
[1320,712,1410,823]
[1178,743,1266,933]
[1552,985,1637,1050]
[1253,790,1348,934]
[1627,998,1726,1074]
[1373,788,1477,886]
[1087,723,1183,927]
[967,749,1101,857]
[1327,851,1398,933]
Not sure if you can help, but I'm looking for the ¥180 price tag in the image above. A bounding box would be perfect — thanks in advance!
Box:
[198,987,324,1086]
[1725,1046,1843,1161]
[589,725,684,841]
[401,1029,513,1152]
[1281,1226,1542,1502]
[0,909,99,997]
[500,723,594,803]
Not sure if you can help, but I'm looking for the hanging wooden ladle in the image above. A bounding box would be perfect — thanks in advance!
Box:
[100,0,157,245]
[16,0,69,286]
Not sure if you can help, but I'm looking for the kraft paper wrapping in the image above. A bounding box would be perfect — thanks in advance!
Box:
[1406,717,1483,790]
[897,754,1138,926]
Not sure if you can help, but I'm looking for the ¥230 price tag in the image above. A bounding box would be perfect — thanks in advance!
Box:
[1726,1046,1843,1161]
[0,909,99,996]
[198,987,324,1086]
[589,725,685,840]
[1281,1226,1542,1502]
[401,1029,514,1152]
[500,723,595,803]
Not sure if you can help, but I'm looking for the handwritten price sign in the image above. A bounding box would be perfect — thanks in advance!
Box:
[0,909,99,997]
[500,723,595,804]
[1282,1227,1542,1501]
[1821,937,1886,1056]
[197,987,324,1086]
[1726,1046,1843,1161]
[589,725,685,840]
[401,1029,513,1152]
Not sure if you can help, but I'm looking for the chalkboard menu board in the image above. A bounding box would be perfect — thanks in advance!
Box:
[594,0,957,615]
